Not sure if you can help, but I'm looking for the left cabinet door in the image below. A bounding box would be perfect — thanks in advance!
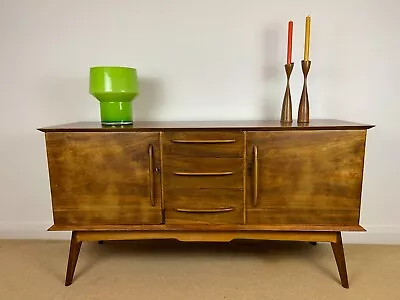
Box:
[45,132,162,225]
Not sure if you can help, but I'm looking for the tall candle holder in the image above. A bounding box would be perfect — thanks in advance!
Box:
[298,60,311,123]
[280,63,294,123]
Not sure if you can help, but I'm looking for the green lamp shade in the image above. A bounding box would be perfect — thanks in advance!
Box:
[89,66,138,125]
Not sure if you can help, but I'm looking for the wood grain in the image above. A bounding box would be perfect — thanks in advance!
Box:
[38,119,374,132]
[163,158,244,188]
[164,189,243,224]
[247,209,360,225]
[243,132,247,224]
[65,231,81,286]
[160,132,166,217]
[39,122,373,288]
[45,132,163,225]
[53,205,162,225]
[246,130,367,225]
[49,224,366,232]
[331,232,349,288]
[74,230,339,243]
[163,131,244,158]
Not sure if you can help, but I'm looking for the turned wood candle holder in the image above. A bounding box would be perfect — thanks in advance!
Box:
[298,60,311,123]
[280,63,294,123]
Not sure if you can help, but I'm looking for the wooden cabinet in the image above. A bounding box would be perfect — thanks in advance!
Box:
[39,120,374,288]
[45,132,162,225]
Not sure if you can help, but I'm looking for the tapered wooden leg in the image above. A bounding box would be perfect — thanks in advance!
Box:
[331,232,349,288]
[65,231,82,286]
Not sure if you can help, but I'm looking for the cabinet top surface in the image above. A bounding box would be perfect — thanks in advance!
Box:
[38,119,374,132]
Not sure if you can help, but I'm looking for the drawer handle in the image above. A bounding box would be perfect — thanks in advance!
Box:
[253,145,259,207]
[172,139,236,144]
[174,171,234,176]
[174,207,235,213]
[148,144,155,207]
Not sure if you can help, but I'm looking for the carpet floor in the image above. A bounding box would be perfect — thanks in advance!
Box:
[0,239,399,300]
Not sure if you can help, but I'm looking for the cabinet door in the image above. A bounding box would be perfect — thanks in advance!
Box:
[246,130,366,225]
[45,132,162,225]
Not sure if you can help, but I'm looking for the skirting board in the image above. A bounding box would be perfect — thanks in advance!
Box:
[0,222,400,244]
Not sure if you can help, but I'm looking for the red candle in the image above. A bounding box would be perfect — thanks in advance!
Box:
[287,21,293,64]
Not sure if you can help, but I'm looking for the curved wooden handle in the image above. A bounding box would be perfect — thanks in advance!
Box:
[173,171,233,176]
[174,207,235,213]
[172,139,236,144]
[148,144,155,207]
[253,145,259,207]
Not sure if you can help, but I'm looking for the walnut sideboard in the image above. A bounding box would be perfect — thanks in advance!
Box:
[39,119,374,287]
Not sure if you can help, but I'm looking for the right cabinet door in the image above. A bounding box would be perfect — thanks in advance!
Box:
[246,130,367,225]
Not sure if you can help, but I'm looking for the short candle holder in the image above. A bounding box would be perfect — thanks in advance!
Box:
[280,63,294,123]
[298,60,311,124]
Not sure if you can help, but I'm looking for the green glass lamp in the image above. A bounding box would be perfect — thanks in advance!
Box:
[89,66,138,125]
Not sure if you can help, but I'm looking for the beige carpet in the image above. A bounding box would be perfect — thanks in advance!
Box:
[0,239,399,300]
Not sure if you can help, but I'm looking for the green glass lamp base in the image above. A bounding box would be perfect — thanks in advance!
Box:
[100,101,133,125]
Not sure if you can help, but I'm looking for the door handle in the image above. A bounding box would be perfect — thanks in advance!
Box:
[253,145,259,207]
[148,144,155,207]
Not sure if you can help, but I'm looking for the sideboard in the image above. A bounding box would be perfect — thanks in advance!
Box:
[39,119,374,287]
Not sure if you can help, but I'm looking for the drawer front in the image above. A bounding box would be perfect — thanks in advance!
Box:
[165,189,244,224]
[163,158,244,188]
[163,131,244,158]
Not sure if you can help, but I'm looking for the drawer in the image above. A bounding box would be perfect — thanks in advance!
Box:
[163,158,244,188]
[165,189,244,224]
[163,131,244,158]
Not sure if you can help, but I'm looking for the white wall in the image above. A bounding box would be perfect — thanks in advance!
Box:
[0,0,398,243]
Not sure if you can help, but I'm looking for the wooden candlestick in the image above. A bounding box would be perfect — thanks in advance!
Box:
[280,63,294,123]
[298,60,311,123]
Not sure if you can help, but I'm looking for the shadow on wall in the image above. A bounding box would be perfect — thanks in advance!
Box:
[261,27,284,120]
[133,78,164,121]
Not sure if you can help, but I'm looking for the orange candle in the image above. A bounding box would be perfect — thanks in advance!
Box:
[287,21,293,64]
